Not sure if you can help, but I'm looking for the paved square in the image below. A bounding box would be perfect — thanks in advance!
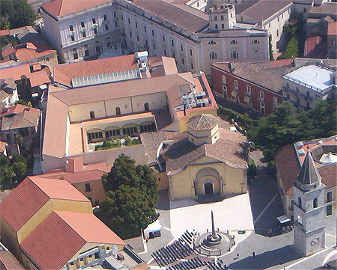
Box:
[169,193,254,243]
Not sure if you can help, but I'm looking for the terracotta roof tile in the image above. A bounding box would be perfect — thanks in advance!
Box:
[309,2,337,16]
[187,114,219,130]
[53,54,138,87]
[0,64,31,81]
[0,177,50,232]
[318,163,337,189]
[20,211,86,269]
[0,104,39,118]
[328,22,337,36]
[0,141,6,152]
[0,250,25,269]
[131,0,208,32]
[28,68,50,87]
[43,169,108,184]
[42,0,111,17]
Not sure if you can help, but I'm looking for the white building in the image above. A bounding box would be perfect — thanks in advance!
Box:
[41,0,269,74]
[283,64,336,109]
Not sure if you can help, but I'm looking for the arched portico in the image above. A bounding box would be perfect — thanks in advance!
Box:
[194,167,222,197]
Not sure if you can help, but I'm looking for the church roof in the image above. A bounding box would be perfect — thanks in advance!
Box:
[186,114,219,130]
[296,152,322,186]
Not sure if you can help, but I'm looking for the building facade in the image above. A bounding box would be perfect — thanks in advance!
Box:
[211,60,290,115]
[327,21,337,59]
[41,0,269,73]
[283,64,336,110]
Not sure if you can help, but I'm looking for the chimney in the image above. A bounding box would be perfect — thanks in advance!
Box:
[65,156,83,173]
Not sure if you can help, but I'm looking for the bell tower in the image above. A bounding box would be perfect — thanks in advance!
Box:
[293,151,326,256]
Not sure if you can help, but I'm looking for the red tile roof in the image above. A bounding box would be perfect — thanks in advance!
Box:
[0,141,6,152]
[0,177,50,232]
[0,176,90,232]
[28,68,50,87]
[53,54,138,87]
[328,22,337,36]
[0,64,31,81]
[43,0,111,17]
[0,104,36,118]
[0,250,25,269]
[20,211,86,270]
[15,45,56,63]
[275,144,301,196]
[20,210,126,269]
[43,169,108,184]
[0,29,10,37]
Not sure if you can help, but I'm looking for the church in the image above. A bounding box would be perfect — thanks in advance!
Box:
[141,114,249,200]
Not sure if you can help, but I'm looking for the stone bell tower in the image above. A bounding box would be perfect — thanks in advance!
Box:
[293,151,326,256]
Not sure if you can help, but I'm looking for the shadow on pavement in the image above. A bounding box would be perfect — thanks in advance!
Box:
[229,245,301,269]
[248,173,285,237]
[156,189,170,210]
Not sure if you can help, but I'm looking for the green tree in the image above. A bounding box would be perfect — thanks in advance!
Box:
[0,0,36,30]
[100,154,158,239]
[13,161,27,184]
[0,166,14,189]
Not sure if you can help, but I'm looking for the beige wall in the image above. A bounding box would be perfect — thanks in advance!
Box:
[0,219,22,261]
[73,180,106,206]
[169,156,247,200]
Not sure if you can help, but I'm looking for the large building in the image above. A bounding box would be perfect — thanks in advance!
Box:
[211,59,293,115]
[41,53,218,173]
[276,135,337,219]
[40,0,270,73]
[282,64,336,109]
[0,176,126,269]
[141,114,248,200]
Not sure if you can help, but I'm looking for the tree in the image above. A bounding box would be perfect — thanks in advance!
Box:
[0,0,36,30]
[247,100,337,158]
[13,161,27,185]
[100,154,158,239]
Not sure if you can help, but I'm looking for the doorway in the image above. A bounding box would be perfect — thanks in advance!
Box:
[204,183,213,194]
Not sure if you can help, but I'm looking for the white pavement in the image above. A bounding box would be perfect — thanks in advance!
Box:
[169,193,254,244]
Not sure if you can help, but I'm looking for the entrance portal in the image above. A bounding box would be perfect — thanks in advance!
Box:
[204,183,213,194]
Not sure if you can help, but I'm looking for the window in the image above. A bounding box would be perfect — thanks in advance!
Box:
[106,129,121,138]
[221,24,224,29]
[208,40,216,45]
[214,16,217,21]
[171,40,174,46]
[90,111,95,119]
[327,205,333,216]
[81,21,85,28]
[182,58,185,64]
[234,80,238,88]
[144,26,146,32]
[82,31,86,38]
[222,75,226,84]
[85,183,91,192]
[121,14,123,20]
[135,21,138,28]
[95,41,100,52]
[106,38,111,47]
[327,191,332,203]
[209,52,217,59]
[246,85,251,94]
[221,15,224,20]
[260,91,264,99]
[105,25,109,31]
[69,25,74,31]
[277,30,279,37]
[252,39,260,44]
[152,30,155,36]
[290,199,294,211]
[94,27,98,34]
[189,49,193,56]
[128,18,131,24]
[84,45,89,56]
[116,107,121,115]
[153,44,156,50]
[191,62,194,69]
[92,18,96,24]
[144,103,149,111]
[260,102,265,113]
[137,35,139,41]
[230,40,238,44]
[313,198,318,208]
[104,14,107,21]
[162,35,165,42]
[164,49,167,56]
[332,40,336,45]
[115,21,118,27]
[129,31,132,37]
[73,48,78,59]
[215,24,218,29]
[231,51,238,59]
[114,11,116,17]
[181,44,183,51]
[297,215,302,225]
[298,197,302,208]
[70,34,75,42]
